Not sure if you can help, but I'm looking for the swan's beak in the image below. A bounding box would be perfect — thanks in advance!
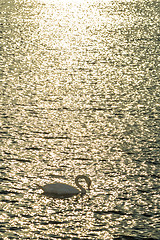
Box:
[88,183,91,190]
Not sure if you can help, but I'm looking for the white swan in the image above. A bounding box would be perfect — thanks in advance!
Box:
[37,175,91,197]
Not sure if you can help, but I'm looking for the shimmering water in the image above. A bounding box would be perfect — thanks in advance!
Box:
[0,0,160,239]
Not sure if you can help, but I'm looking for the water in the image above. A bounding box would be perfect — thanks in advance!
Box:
[0,0,160,239]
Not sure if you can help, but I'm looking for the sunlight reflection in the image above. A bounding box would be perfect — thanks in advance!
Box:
[39,0,89,3]
[1,0,159,238]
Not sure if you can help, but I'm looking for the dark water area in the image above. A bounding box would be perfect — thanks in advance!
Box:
[0,0,160,239]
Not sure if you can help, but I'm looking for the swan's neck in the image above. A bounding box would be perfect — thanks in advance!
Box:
[75,180,86,193]
[75,175,89,194]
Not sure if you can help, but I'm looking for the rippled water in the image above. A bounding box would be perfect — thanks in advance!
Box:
[1,0,160,239]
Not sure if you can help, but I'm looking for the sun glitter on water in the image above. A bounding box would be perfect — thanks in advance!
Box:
[39,0,86,3]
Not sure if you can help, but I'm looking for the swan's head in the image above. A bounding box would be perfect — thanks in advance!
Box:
[86,176,91,190]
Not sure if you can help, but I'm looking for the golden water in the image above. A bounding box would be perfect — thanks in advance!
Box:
[1,0,159,239]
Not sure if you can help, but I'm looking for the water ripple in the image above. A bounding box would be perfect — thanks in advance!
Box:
[0,0,159,239]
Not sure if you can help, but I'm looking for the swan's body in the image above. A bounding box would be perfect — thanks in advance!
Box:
[37,175,91,197]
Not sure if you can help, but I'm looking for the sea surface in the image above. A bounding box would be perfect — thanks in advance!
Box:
[0,0,160,239]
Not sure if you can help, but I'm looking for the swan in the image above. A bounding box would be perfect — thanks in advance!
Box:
[37,175,91,197]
